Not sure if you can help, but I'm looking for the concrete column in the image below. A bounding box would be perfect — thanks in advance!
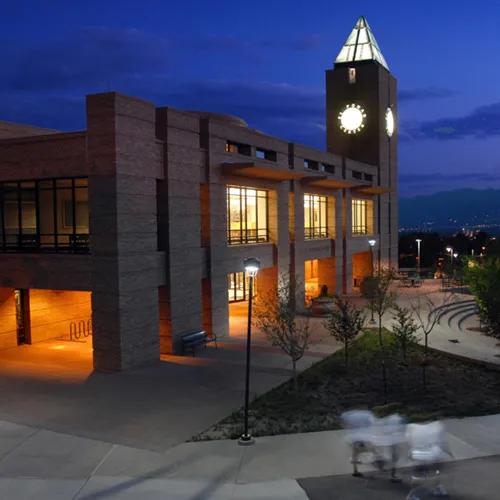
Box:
[343,189,353,295]
[207,182,230,339]
[334,192,343,295]
[292,181,306,305]
[156,108,203,353]
[0,288,17,350]
[87,92,161,371]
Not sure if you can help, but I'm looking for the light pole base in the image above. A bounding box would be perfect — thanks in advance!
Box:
[238,434,255,446]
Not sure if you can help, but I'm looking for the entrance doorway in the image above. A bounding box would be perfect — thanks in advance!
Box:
[14,289,29,346]
[228,272,256,303]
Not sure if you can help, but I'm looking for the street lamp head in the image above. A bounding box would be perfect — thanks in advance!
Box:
[368,239,376,247]
[244,257,261,277]
[453,253,458,258]
[416,239,422,243]
[446,247,452,253]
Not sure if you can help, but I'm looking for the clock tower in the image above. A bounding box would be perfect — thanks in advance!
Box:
[326,16,398,267]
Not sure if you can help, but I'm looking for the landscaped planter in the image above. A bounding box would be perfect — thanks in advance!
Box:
[311,297,334,317]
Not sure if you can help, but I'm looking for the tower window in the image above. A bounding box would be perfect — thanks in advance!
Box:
[348,67,356,84]
[352,171,363,180]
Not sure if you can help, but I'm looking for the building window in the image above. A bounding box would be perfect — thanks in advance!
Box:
[225,141,251,156]
[256,148,277,162]
[228,272,257,302]
[227,186,268,245]
[349,67,356,84]
[0,178,89,253]
[352,170,363,180]
[352,199,368,236]
[321,163,335,174]
[304,194,328,239]
[364,173,373,182]
[304,159,319,171]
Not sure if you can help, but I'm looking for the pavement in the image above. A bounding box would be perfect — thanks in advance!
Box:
[2,414,500,499]
[1,283,500,498]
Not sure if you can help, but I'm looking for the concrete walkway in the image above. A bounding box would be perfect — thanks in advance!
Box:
[2,413,500,499]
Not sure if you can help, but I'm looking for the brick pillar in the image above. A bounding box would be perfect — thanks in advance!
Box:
[292,181,306,307]
[87,92,161,371]
[206,182,230,339]
[155,108,203,353]
[343,189,353,295]
[334,191,343,295]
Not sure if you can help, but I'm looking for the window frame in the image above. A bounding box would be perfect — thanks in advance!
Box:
[304,193,328,240]
[226,185,269,245]
[0,177,89,254]
[352,198,368,236]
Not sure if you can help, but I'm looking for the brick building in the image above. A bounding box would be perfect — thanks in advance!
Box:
[0,16,398,370]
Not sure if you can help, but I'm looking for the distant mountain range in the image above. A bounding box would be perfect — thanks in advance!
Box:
[399,189,500,231]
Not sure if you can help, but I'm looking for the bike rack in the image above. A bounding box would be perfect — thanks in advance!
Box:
[69,318,93,341]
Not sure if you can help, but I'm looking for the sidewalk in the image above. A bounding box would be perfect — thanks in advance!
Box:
[2,413,500,499]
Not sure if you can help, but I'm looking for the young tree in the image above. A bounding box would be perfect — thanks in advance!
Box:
[324,296,366,367]
[360,266,398,402]
[253,272,314,394]
[464,257,500,339]
[391,305,419,361]
[406,289,456,390]
[360,266,398,346]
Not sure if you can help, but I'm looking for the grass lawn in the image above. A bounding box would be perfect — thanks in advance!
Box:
[195,329,500,441]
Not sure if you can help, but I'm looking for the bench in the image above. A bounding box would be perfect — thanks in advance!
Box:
[181,330,218,357]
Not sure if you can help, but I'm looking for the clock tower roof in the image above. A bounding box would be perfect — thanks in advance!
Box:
[334,16,389,71]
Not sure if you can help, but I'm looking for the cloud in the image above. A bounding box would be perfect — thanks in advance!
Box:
[399,170,500,197]
[399,87,456,102]
[197,34,324,53]
[405,102,500,140]
[1,27,171,93]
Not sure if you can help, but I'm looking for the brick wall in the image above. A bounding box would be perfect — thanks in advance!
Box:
[29,290,91,343]
[0,288,16,350]
[0,121,59,140]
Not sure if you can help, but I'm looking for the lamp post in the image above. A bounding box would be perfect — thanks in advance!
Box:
[416,239,422,275]
[368,239,376,325]
[238,257,260,446]
[368,238,376,276]
[446,247,453,268]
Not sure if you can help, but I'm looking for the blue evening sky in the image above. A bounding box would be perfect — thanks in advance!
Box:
[1,0,499,196]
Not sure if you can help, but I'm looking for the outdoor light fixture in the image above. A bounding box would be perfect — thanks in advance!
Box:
[244,257,260,278]
[453,253,458,259]
[446,247,452,253]
[368,239,376,325]
[416,239,422,275]
[239,257,261,446]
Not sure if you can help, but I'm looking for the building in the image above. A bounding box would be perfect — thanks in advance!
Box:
[0,16,398,371]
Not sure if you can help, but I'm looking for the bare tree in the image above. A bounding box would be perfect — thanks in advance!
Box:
[360,266,398,402]
[360,266,398,346]
[391,305,419,361]
[253,272,314,394]
[324,296,366,367]
[406,289,456,390]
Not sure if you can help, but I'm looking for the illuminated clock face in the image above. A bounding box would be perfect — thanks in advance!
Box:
[338,104,366,134]
[385,108,395,137]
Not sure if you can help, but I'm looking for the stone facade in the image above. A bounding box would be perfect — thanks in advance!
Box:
[0,39,398,370]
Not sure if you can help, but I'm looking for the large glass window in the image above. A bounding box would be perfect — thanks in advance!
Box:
[228,272,257,302]
[0,178,89,253]
[304,194,328,239]
[227,186,268,245]
[352,199,368,236]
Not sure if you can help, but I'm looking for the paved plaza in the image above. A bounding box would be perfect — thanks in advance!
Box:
[2,414,500,499]
[1,283,499,498]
